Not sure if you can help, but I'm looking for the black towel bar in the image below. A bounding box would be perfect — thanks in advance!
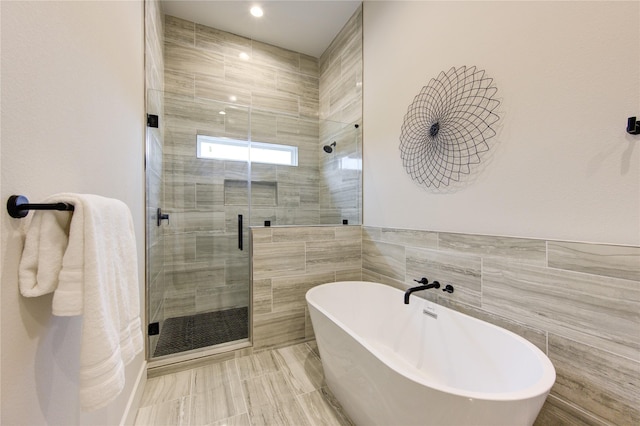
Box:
[7,195,74,219]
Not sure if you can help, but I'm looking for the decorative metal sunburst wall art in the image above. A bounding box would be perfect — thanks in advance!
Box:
[399,66,500,189]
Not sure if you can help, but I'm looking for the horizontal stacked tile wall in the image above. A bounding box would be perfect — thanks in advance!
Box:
[319,5,362,129]
[251,226,362,350]
[362,226,640,425]
[160,14,324,324]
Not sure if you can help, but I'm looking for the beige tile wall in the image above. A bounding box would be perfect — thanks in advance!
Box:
[251,226,362,350]
[160,14,325,324]
[362,226,640,425]
[319,5,362,125]
[158,9,365,328]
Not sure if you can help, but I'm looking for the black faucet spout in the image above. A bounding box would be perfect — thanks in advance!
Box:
[404,281,440,304]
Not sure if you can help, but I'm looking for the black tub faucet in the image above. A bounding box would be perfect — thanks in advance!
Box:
[404,278,441,304]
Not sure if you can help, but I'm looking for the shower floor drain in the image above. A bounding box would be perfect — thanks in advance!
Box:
[153,306,248,357]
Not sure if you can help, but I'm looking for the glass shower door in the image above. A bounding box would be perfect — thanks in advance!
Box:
[146,91,251,360]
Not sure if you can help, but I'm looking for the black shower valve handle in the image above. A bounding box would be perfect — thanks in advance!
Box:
[413,277,429,285]
[442,284,454,294]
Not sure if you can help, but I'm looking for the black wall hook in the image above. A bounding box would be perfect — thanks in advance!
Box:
[442,284,455,294]
[627,117,640,135]
[6,195,74,219]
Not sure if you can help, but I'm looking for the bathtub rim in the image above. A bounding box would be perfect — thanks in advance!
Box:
[306,280,556,403]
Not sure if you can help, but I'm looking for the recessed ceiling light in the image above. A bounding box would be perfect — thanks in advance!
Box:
[250,6,263,18]
[239,52,250,61]
[219,110,226,115]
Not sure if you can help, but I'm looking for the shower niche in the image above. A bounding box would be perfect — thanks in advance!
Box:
[224,180,278,208]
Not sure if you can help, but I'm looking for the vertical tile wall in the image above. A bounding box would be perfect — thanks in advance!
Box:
[161,15,325,323]
[145,0,165,356]
[319,6,363,225]
[251,226,362,350]
[361,226,640,425]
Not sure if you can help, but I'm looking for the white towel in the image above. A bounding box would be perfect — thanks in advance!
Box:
[18,204,71,297]
[18,193,143,411]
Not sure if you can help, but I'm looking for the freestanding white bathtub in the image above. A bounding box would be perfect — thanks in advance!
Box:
[306,281,556,426]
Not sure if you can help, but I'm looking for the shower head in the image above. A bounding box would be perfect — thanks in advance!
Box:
[323,141,337,153]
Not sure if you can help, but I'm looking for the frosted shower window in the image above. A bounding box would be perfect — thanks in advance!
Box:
[197,135,298,166]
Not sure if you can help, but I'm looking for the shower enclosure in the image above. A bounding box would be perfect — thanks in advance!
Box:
[145,90,361,361]
[143,0,363,363]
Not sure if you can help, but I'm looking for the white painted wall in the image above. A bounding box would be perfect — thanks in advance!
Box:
[1,1,145,424]
[363,1,640,246]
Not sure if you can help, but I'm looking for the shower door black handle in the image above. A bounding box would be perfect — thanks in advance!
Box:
[238,214,243,251]
[157,208,169,226]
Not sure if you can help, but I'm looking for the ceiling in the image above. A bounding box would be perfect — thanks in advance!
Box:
[160,1,362,58]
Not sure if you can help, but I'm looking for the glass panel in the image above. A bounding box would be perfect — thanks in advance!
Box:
[145,89,165,359]
[243,108,361,227]
[146,91,251,360]
[319,119,362,225]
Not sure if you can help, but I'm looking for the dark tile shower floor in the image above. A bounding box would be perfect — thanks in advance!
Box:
[153,306,249,357]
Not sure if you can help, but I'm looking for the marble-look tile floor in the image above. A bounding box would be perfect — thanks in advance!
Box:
[134,341,354,426]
